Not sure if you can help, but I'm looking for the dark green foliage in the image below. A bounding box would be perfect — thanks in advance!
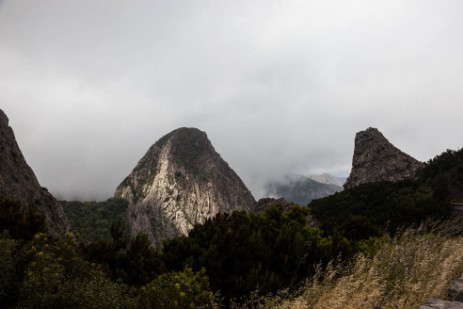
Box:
[0,234,19,307]
[0,196,47,240]
[62,198,129,243]
[0,232,137,309]
[420,148,463,179]
[122,233,166,286]
[419,148,463,201]
[19,233,136,309]
[310,181,452,241]
[138,267,215,308]
[82,231,166,286]
[162,205,352,302]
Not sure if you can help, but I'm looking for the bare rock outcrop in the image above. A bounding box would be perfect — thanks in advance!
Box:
[0,109,69,238]
[344,127,424,189]
[420,273,463,308]
[115,127,256,247]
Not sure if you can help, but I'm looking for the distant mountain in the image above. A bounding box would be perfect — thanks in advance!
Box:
[344,127,424,189]
[115,127,256,247]
[308,173,346,187]
[265,174,342,206]
[0,109,69,238]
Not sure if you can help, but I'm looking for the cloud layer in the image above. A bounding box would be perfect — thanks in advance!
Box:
[1,0,462,200]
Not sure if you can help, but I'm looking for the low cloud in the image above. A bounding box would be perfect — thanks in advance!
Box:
[1,0,462,200]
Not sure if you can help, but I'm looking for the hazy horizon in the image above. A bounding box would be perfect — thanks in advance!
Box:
[1,1,462,200]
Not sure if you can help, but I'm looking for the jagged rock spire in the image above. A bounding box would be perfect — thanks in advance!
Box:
[344,127,423,189]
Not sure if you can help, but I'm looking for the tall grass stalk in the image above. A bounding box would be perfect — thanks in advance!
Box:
[269,223,463,308]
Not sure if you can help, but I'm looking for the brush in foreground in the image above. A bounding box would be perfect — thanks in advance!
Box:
[268,223,463,308]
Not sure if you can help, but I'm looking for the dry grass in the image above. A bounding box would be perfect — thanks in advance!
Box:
[263,223,463,309]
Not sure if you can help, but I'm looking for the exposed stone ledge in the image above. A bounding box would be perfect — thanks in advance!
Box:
[419,298,463,309]
[420,274,463,308]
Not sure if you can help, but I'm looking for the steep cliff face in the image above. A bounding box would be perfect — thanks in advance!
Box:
[344,127,424,189]
[115,127,256,247]
[0,109,69,238]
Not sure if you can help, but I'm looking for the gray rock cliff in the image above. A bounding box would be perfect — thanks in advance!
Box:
[344,127,424,189]
[115,127,256,247]
[0,109,69,238]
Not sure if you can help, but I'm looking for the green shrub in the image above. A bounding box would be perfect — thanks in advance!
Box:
[19,233,136,308]
[138,267,216,308]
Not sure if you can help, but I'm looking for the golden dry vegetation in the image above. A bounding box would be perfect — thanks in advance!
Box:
[255,223,463,309]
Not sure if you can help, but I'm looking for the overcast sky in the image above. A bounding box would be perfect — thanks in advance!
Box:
[1,0,462,201]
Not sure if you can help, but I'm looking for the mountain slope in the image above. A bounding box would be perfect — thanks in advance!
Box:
[344,127,424,189]
[308,173,346,187]
[0,109,68,238]
[115,127,256,247]
[265,174,342,205]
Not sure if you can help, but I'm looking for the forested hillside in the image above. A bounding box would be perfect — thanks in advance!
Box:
[1,148,462,307]
[61,198,129,243]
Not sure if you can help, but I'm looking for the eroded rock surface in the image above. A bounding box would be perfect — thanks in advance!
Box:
[344,127,424,189]
[115,127,256,247]
[420,274,463,308]
[0,109,68,238]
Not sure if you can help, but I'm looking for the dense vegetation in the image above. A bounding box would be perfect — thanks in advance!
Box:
[420,148,463,180]
[162,206,352,302]
[256,224,463,308]
[310,180,452,241]
[419,148,463,201]
[0,198,215,308]
[61,198,129,243]
[1,148,462,307]
[308,148,463,242]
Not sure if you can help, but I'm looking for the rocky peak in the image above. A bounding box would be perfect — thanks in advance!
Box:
[344,127,424,189]
[0,109,69,238]
[115,127,256,247]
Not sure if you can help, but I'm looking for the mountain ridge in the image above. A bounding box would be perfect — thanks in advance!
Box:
[308,173,346,187]
[265,173,342,205]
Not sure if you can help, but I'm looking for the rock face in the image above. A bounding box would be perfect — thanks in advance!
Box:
[344,127,424,189]
[0,109,68,238]
[115,127,256,247]
[419,273,463,308]
[265,174,342,205]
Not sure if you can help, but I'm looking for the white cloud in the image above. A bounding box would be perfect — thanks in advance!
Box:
[0,0,462,200]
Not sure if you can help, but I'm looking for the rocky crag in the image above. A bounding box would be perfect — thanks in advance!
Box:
[0,109,68,238]
[115,127,256,247]
[420,274,463,308]
[344,127,424,189]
